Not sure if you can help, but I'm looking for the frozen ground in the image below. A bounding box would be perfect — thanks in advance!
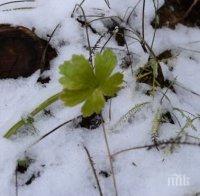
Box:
[0,0,200,195]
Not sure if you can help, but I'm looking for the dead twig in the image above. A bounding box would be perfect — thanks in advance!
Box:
[40,23,61,73]
[101,114,118,196]
[141,0,146,47]
[0,0,34,7]
[83,146,103,196]
[100,34,113,53]
[111,138,200,158]
[29,115,81,147]
[71,3,93,64]
[104,0,110,9]
[15,169,18,196]
[125,0,143,24]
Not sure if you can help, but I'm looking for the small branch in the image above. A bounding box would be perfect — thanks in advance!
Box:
[83,146,103,196]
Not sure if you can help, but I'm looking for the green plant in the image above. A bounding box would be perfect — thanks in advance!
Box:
[4,49,123,138]
[59,49,123,117]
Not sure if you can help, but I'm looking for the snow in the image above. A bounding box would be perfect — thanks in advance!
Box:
[0,0,200,195]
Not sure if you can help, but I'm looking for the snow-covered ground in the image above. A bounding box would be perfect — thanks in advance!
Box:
[0,0,200,195]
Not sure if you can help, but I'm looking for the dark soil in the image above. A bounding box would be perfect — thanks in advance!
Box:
[0,24,57,79]
[151,0,200,29]
[162,111,175,124]
[136,60,165,88]
[136,50,176,92]
[78,113,103,130]
[99,170,110,178]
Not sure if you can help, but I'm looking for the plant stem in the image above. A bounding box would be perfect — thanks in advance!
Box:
[4,92,62,139]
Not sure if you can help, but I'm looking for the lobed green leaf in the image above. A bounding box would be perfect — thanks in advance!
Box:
[94,49,117,84]
[59,49,123,117]
[59,55,97,90]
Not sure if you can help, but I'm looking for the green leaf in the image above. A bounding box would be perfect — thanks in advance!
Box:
[95,49,117,84]
[59,49,123,117]
[60,88,93,106]
[81,89,105,117]
[59,55,97,90]
[101,72,123,96]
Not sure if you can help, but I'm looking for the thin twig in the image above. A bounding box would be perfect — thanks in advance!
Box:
[101,115,118,196]
[150,0,158,49]
[100,34,113,53]
[91,31,108,54]
[72,4,93,64]
[142,0,146,45]
[15,169,18,196]
[124,38,133,75]
[29,115,81,147]
[71,0,85,16]
[160,78,176,104]
[111,140,200,158]
[104,0,110,9]
[0,0,34,7]
[125,0,142,24]
[40,23,61,73]
[83,146,103,196]
[3,6,35,11]
[109,99,112,121]
[175,82,200,97]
